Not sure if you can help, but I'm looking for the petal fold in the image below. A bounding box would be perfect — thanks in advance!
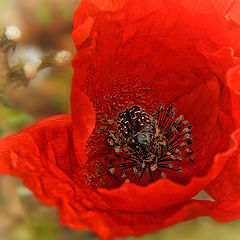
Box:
[0,114,77,206]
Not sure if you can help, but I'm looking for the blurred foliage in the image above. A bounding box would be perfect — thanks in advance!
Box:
[128,219,240,240]
[0,1,7,9]
[0,102,32,124]
[34,0,53,25]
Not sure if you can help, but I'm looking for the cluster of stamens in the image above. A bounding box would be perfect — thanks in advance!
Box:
[107,105,195,184]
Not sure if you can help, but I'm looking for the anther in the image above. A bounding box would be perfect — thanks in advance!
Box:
[109,168,116,175]
[159,104,164,111]
[150,163,158,172]
[114,146,121,153]
[161,172,167,178]
[185,148,193,154]
[170,155,176,160]
[182,120,189,126]
[175,115,184,124]
[171,108,177,119]
[177,156,184,161]
[176,167,183,173]
[175,149,181,155]
[186,137,193,145]
[107,138,114,146]
[124,179,130,183]
[188,157,195,162]
[182,127,192,134]
[168,163,174,168]
[180,142,187,147]
[133,167,138,174]
[184,133,191,139]
[160,141,167,146]
[121,173,127,178]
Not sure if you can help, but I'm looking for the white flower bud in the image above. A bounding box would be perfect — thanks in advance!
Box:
[55,50,72,67]
[5,26,22,42]
[23,63,37,79]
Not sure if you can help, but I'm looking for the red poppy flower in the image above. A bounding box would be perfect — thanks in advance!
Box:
[1,0,240,239]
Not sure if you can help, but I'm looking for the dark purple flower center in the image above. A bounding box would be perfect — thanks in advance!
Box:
[108,104,195,184]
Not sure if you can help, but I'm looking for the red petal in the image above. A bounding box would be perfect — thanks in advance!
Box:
[0,114,79,205]
[227,65,240,126]
[71,89,96,167]
[59,198,240,240]
[227,65,240,93]
[95,119,237,212]
[204,65,240,200]
[0,114,101,231]
[182,0,240,53]
[205,129,240,200]
[72,0,237,184]
[1,113,238,240]
[213,0,240,24]
[69,1,240,236]
[1,1,239,239]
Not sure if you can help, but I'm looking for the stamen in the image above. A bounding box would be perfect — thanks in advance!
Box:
[150,163,158,172]
[161,172,167,178]
[121,173,127,178]
[168,163,174,168]
[180,142,187,148]
[124,179,130,183]
[107,104,195,185]
[133,167,139,174]
[188,156,196,162]
[109,168,116,175]
[185,148,193,154]
[175,149,181,155]
[176,167,183,173]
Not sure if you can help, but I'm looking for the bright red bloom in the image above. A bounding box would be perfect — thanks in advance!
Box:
[1,0,240,239]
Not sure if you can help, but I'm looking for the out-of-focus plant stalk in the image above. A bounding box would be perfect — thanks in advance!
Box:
[0,25,72,101]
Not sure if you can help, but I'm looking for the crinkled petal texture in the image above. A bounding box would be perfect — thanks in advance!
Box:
[205,65,240,200]
[1,115,240,240]
[1,0,240,240]
[0,114,79,206]
[70,0,240,238]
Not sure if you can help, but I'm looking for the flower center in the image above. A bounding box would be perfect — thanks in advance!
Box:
[107,104,195,184]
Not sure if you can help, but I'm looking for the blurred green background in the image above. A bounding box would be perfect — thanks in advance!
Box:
[0,0,240,240]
